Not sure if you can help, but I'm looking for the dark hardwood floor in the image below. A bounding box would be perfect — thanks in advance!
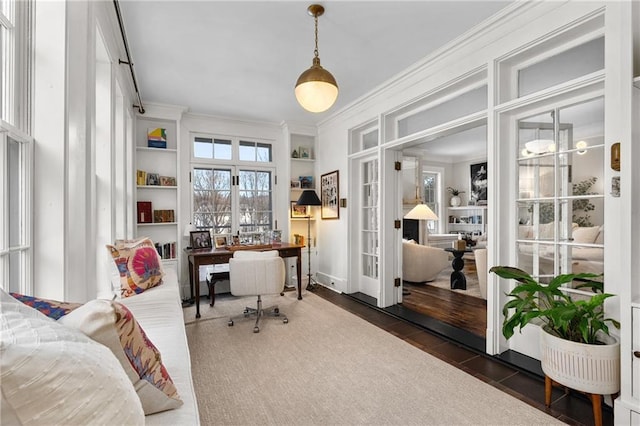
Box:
[311,286,614,426]
[402,282,487,337]
[402,253,487,338]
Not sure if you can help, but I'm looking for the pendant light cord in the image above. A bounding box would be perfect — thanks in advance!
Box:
[314,14,319,59]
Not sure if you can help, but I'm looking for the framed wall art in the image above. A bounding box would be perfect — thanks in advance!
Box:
[470,162,488,204]
[321,170,340,219]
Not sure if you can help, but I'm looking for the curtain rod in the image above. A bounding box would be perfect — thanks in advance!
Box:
[113,0,145,114]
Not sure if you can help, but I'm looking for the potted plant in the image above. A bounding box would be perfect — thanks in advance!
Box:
[490,266,620,426]
[446,187,465,207]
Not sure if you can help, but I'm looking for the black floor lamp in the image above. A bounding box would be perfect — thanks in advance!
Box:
[296,189,321,290]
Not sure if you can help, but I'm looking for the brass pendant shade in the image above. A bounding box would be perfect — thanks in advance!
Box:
[295,4,339,113]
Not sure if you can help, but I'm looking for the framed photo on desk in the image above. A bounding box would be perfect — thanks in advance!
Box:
[190,230,212,249]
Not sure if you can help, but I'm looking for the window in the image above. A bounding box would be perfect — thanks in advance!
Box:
[239,140,271,162]
[422,171,440,232]
[1,0,32,293]
[190,135,275,241]
[1,128,33,293]
[194,137,232,160]
[1,0,32,132]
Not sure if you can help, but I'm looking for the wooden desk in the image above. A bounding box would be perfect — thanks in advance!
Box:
[185,243,303,319]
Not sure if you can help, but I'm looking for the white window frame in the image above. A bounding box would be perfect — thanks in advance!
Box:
[189,134,277,241]
[1,0,32,132]
[0,120,33,294]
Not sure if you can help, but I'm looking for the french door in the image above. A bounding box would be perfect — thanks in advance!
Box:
[191,165,275,242]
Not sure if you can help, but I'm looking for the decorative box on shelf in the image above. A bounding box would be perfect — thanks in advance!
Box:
[147,128,167,149]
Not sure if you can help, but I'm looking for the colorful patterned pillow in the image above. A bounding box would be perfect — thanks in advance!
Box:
[9,293,82,319]
[107,237,164,297]
[59,299,183,414]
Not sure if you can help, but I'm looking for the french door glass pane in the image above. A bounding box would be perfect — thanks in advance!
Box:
[193,167,232,233]
[238,169,272,233]
[362,159,378,278]
[517,97,604,281]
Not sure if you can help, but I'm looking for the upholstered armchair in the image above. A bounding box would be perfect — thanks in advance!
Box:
[474,248,488,300]
[402,240,450,283]
[228,250,288,333]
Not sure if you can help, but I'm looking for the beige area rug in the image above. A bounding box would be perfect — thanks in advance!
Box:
[185,292,561,425]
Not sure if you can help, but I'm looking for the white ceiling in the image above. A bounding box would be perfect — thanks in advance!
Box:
[119,1,510,126]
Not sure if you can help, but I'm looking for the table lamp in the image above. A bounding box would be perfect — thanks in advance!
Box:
[296,189,321,290]
[404,204,438,245]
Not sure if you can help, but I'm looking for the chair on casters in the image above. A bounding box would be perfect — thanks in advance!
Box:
[227,250,288,333]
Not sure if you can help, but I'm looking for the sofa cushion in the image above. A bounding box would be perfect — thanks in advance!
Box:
[9,292,81,319]
[107,237,165,297]
[59,299,183,415]
[572,226,601,244]
[0,289,144,425]
[594,225,604,245]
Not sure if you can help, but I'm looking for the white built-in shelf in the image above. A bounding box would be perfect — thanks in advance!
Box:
[291,157,314,162]
[137,222,178,227]
[136,147,177,153]
[290,218,316,221]
[448,205,487,210]
[137,185,177,190]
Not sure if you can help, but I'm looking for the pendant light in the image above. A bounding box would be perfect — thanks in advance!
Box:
[295,4,338,113]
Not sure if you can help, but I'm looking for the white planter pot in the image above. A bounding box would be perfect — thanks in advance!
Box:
[450,196,461,207]
[540,328,620,395]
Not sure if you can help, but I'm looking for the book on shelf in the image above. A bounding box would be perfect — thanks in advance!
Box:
[153,209,175,223]
[137,201,152,223]
[147,128,167,149]
[154,241,176,260]
[136,170,147,186]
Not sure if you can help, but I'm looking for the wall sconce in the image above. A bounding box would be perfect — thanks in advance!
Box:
[611,142,620,171]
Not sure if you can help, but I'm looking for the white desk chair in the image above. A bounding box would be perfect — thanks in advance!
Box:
[228,250,287,333]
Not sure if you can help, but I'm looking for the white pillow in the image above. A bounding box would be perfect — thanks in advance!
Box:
[0,289,144,425]
[572,226,601,244]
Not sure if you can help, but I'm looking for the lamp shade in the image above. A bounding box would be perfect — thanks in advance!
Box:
[296,189,321,206]
[295,58,339,113]
[404,204,438,221]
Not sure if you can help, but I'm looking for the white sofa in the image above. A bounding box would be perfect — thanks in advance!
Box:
[119,268,200,425]
[517,224,604,276]
[402,240,450,283]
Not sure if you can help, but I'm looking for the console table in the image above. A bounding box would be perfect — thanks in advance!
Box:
[185,243,303,319]
[444,247,473,290]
